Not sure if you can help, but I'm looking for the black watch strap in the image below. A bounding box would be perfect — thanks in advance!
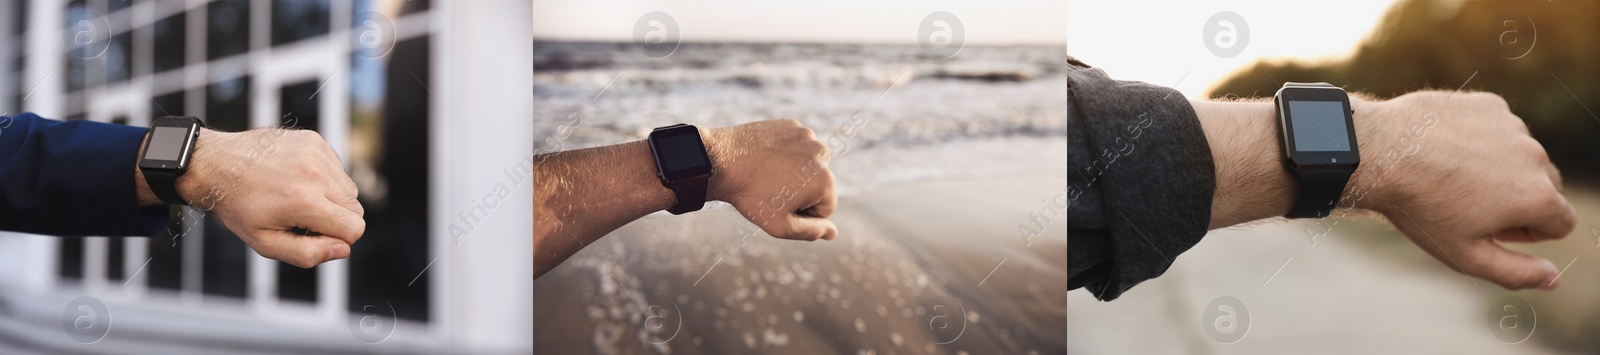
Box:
[1286,168,1352,219]
[665,177,709,215]
[1280,81,1354,219]
[147,168,187,205]
[143,116,203,205]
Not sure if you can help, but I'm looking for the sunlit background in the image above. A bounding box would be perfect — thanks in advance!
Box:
[1068,0,1396,99]
[1070,1,1600,354]
[534,1,1068,354]
[534,0,1064,45]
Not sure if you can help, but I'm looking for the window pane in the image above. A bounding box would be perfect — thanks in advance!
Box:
[105,31,131,83]
[146,209,186,291]
[271,0,330,47]
[276,80,322,303]
[348,36,430,322]
[152,90,185,119]
[205,76,249,131]
[64,57,88,92]
[63,0,88,31]
[280,80,321,130]
[277,255,318,302]
[201,76,251,298]
[12,0,27,35]
[105,237,124,281]
[59,238,84,280]
[106,0,131,14]
[63,0,90,92]
[201,215,247,298]
[206,0,250,60]
[152,13,185,73]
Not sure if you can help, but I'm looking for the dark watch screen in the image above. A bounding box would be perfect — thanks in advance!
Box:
[656,134,708,174]
[1288,100,1351,152]
[649,125,713,182]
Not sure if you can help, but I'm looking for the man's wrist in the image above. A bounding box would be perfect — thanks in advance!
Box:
[1195,99,1297,228]
[1343,97,1402,214]
[701,126,734,202]
[175,128,225,208]
[1195,96,1399,229]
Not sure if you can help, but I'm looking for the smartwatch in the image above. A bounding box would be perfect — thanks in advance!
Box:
[138,116,205,205]
[1274,82,1359,219]
[647,123,715,215]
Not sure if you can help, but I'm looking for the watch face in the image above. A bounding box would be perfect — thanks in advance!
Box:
[139,118,199,170]
[649,125,713,182]
[1277,87,1359,166]
[1287,100,1351,152]
[143,126,190,161]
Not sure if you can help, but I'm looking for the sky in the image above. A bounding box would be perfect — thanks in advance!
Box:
[532,0,1067,45]
[531,0,1401,97]
[1068,0,1405,99]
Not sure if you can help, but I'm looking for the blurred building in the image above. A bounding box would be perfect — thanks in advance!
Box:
[0,0,531,353]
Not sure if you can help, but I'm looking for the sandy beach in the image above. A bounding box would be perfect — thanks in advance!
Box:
[533,40,1069,354]
[533,172,1068,354]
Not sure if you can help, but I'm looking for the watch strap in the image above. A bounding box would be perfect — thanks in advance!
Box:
[146,168,188,205]
[1283,82,1337,88]
[1279,82,1353,219]
[665,176,709,215]
[1286,168,1352,219]
[143,116,203,206]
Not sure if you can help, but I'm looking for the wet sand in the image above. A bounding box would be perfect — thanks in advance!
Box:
[533,175,1068,354]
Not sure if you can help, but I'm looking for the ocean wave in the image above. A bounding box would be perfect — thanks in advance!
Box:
[535,76,1065,151]
[535,41,1064,91]
[535,64,1052,93]
[534,41,1067,190]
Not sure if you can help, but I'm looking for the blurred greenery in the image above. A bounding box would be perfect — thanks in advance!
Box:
[1210,0,1600,181]
[1214,1,1600,350]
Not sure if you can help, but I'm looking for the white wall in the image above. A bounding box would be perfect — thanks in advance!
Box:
[438,0,533,352]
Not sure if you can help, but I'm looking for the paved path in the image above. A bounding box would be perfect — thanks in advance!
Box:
[1068,221,1571,355]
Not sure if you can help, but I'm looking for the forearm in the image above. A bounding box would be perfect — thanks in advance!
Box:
[1192,99,1295,229]
[533,139,679,278]
[1194,97,1386,229]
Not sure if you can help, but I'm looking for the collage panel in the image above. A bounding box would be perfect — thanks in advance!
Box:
[1070,1,1600,354]
[532,1,1068,354]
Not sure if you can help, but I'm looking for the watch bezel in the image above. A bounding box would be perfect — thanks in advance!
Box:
[1275,86,1360,168]
[647,124,714,184]
[138,116,202,172]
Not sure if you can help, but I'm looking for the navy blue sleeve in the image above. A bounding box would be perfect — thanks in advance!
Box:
[0,113,169,236]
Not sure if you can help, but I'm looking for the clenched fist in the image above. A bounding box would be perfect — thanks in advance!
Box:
[137,128,366,268]
[1355,91,1575,290]
[704,119,839,241]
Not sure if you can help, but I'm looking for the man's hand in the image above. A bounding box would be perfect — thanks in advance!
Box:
[704,119,839,241]
[1196,90,1575,291]
[140,128,366,268]
[1356,92,1574,290]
